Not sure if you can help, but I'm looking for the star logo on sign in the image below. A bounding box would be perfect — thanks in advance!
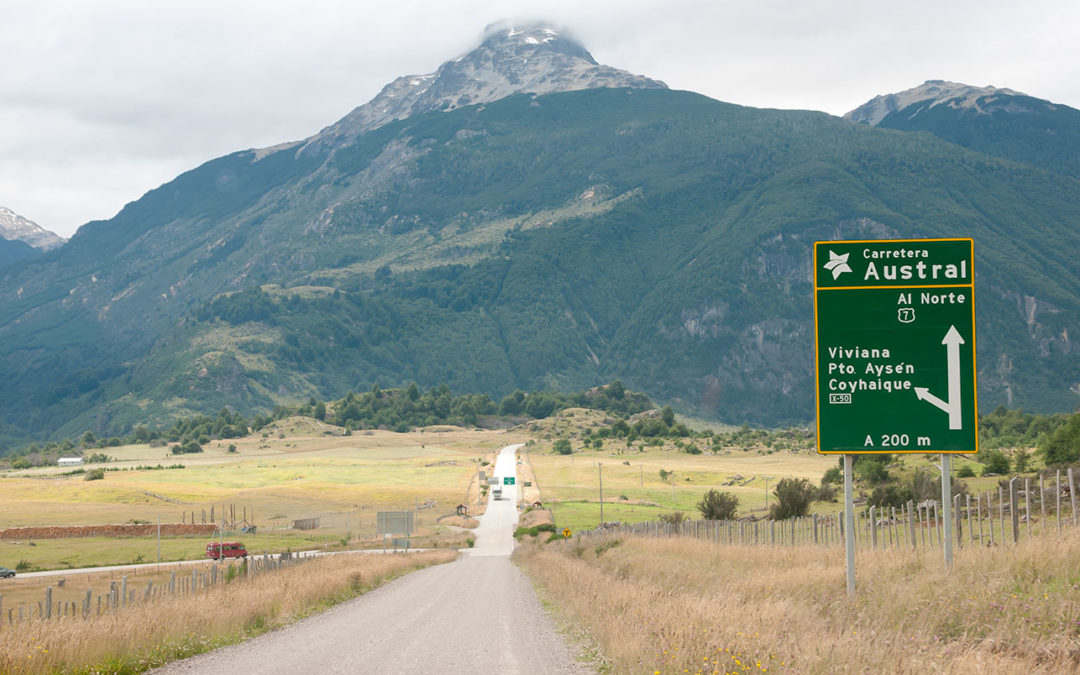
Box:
[823,250,852,280]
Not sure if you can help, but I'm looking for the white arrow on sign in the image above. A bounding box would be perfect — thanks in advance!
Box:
[914,326,964,430]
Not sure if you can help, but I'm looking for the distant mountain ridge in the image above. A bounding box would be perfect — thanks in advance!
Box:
[291,21,666,155]
[845,80,1029,126]
[846,80,1080,178]
[0,28,1078,447]
[0,206,66,251]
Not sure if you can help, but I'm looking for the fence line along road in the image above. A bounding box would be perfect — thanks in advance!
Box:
[582,468,1079,552]
[0,553,307,629]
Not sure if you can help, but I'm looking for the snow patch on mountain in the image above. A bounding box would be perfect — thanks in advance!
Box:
[0,206,66,250]
[291,21,666,155]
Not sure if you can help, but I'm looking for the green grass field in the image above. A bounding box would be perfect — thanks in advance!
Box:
[526,439,1012,531]
[1,421,520,572]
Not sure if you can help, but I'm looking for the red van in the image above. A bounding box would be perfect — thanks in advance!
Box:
[206,541,247,560]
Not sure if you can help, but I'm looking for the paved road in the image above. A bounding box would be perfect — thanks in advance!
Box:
[153,444,591,674]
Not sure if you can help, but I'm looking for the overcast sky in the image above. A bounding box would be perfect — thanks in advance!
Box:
[3,0,1077,238]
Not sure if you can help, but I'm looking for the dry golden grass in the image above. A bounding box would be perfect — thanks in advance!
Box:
[0,550,456,674]
[0,426,522,570]
[517,533,1080,674]
[519,508,555,529]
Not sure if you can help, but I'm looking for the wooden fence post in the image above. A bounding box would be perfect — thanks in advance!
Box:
[954,494,962,547]
[1070,468,1077,526]
[907,501,916,550]
[120,577,127,608]
[869,506,878,549]
[934,501,943,548]
[1040,474,1046,535]
[45,587,52,620]
[1058,470,1063,537]
[1010,478,1019,544]
[976,493,983,545]
[999,486,1006,544]
[1025,478,1031,539]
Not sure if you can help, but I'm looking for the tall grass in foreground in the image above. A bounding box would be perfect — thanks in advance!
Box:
[0,550,456,674]
[516,534,1080,674]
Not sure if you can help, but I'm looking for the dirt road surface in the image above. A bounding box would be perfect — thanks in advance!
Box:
[152,444,592,674]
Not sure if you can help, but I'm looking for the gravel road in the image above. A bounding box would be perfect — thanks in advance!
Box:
[152,444,592,674]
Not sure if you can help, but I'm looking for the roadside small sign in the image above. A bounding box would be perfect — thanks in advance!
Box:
[563,528,572,538]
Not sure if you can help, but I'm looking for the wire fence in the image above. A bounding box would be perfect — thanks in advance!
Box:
[0,552,315,628]
[581,468,1079,551]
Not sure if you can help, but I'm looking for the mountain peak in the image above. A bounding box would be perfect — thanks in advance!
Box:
[299,21,666,152]
[845,80,1031,126]
[0,206,66,251]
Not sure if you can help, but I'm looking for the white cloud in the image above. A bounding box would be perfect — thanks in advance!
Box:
[1,0,1077,237]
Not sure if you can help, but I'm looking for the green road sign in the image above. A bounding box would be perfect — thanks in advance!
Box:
[814,238,978,454]
[503,476,515,485]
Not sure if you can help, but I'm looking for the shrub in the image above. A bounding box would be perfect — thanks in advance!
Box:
[15,559,31,571]
[1013,449,1031,473]
[594,538,623,555]
[84,468,106,481]
[697,489,739,520]
[982,449,1010,475]
[957,464,975,478]
[821,466,842,485]
[659,511,686,525]
[769,478,814,519]
[1040,413,1080,465]
[552,439,572,455]
[814,483,838,502]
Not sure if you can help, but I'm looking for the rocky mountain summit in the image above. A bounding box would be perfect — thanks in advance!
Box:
[845,80,1030,126]
[0,206,66,251]
[845,80,1080,178]
[297,21,666,153]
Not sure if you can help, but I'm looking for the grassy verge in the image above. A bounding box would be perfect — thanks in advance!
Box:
[516,533,1080,673]
[0,550,457,674]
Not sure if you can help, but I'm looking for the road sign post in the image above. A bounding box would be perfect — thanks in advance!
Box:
[814,238,977,588]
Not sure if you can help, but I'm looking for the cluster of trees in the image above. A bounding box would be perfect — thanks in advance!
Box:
[3,381,653,468]
[978,405,1073,450]
[586,406,692,444]
[320,381,651,433]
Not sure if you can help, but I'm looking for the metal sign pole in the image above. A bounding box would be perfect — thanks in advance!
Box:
[844,454,856,596]
[941,454,953,569]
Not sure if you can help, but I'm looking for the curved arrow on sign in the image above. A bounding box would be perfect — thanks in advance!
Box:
[914,326,964,430]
